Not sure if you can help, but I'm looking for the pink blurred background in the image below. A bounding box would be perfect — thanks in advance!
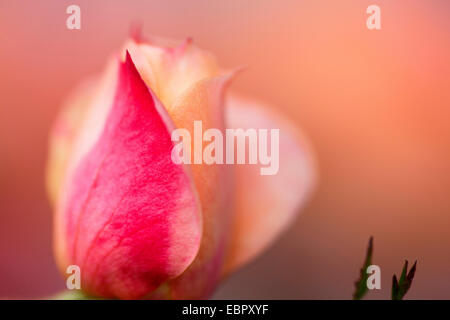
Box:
[1,0,449,299]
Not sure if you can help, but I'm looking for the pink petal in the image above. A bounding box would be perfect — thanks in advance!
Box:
[223,96,316,274]
[56,53,202,299]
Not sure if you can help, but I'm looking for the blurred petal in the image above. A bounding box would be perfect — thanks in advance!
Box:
[47,58,118,208]
[223,96,316,274]
[46,79,95,206]
[56,53,202,299]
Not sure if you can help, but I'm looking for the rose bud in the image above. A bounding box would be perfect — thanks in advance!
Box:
[46,36,316,300]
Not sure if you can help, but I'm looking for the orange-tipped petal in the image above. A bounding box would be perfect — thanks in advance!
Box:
[223,96,316,274]
[126,38,220,110]
[161,75,235,299]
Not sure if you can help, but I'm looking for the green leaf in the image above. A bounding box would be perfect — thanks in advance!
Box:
[391,260,417,300]
[352,236,373,300]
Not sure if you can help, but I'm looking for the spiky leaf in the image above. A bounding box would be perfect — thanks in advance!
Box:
[352,237,373,300]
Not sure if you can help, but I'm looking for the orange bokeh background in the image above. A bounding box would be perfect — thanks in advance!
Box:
[0,0,449,298]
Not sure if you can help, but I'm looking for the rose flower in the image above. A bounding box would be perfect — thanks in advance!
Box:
[46,36,316,299]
